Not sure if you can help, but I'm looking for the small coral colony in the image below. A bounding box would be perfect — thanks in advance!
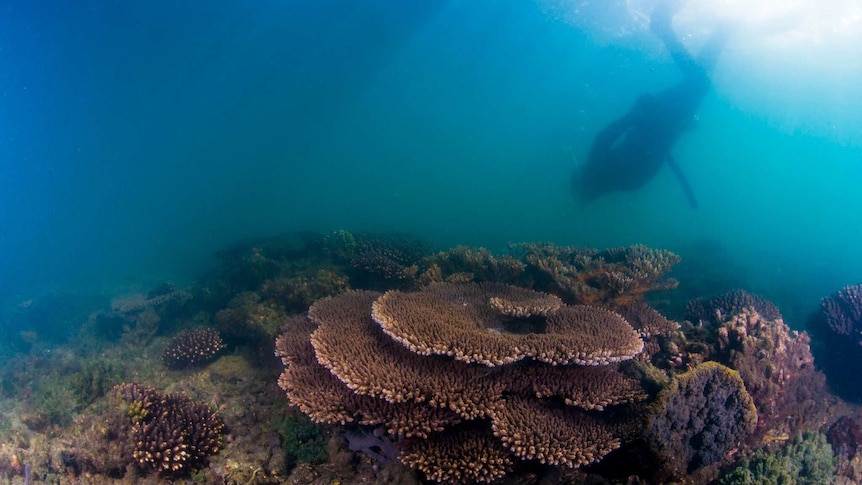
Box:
[2,230,862,484]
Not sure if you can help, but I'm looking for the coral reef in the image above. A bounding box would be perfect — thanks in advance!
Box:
[614,301,682,368]
[326,231,433,289]
[827,415,862,484]
[512,243,680,306]
[719,432,834,485]
[260,268,350,313]
[113,382,224,477]
[809,283,862,402]
[686,289,782,328]
[714,309,829,441]
[161,328,226,369]
[7,231,862,484]
[371,282,641,366]
[418,242,680,307]
[646,362,757,477]
[5,292,108,347]
[69,358,126,408]
[818,283,862,340]
[420,245,526,284]
[399,427,513,483]
[675,293,831,446]
[829,416,862,461]
[277,284,647,482]
[214,291,284,345]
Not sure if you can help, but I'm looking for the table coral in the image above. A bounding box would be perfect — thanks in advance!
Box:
[371,282,642,366]
[276,283,648,482]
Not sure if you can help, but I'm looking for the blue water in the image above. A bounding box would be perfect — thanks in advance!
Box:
[2,0,861,328]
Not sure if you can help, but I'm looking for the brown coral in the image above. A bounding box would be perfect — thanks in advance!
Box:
[275,315,461,438]
[488,290,562,318]
[420,245,526,284]
[277,283,648,483]
[399,427,514,483]
[512,243,680,306]
[113,383,223,477]
[615,302,679,338]
[491,396,622,468]
[685,289,782,327]
[161,328,226,369]
[308,291,506,419]
[544,305,645,365]
[522,365,648,410]
[372,282,642,366]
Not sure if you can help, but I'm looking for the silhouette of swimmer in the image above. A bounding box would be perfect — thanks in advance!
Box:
[572,2,728,208]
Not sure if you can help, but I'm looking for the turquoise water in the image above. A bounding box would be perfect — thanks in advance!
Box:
[2,0,861,327]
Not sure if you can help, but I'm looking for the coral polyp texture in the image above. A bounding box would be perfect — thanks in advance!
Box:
[646,362,757,476]
[276,283,647,482]
[113,382,224,477]
[371,282,641,366]
[399,427,514,483]
[686,289,782,327]
[490,396,622,468]
[161,328,226,369]
[714,308,827,439]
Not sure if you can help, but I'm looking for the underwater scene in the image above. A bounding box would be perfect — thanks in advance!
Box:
[2,0,862,483]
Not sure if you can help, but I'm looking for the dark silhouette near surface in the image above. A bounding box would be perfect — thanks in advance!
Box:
[572,2,728,208]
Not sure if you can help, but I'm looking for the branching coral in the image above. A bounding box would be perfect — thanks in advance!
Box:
[399,427,513,483]
[522,364,648,411]
[113,383,224,477]
[491,396,622,468]
[420,245,526,284]
[276,314,462,437]
[309,290,506,419]
[512,243,680,306]
[330,232,432,289]
[161,328,226,370]
[818,283,862,341]
[686,289,782,328]
[808,283,862,402]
